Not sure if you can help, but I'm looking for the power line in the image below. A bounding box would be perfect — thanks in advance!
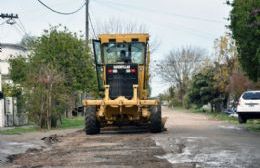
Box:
[37,0,89,43]
[37,0,86,15]
[0,12,26,36]
[0,20,7,25]
[95,0,225,24]
[15,20,27,35]
[0,25,11,40]
[13,24,24,36]
[18,18,27,34]
[0,12,25,41]
[89,12,97,39]
[93,0,214,40]
[0,13,18,26]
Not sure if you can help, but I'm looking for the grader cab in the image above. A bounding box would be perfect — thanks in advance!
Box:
[82,33,162,134]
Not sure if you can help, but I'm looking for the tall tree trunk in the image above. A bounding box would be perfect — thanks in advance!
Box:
[47,83,53,130]
[40,93,45,128]
[46,88,50,130]
[210,103,214,112]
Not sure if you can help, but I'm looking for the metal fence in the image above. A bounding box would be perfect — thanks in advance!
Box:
[4,97,28,127]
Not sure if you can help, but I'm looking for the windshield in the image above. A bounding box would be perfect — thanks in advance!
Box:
[103,42,145,64]
[242,92,260,100]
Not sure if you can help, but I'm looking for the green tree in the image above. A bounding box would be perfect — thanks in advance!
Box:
[9,26,97,129]
[187,66,221,111]
[32,26,96,93]
[213,34,239,93]
[25,64,68,129]
[9,57,28,84]
[20,34,37,49]
[229,0,260,81]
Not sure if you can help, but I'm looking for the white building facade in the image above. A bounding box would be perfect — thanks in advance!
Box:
[0,74,4,127]
[0,43,28,75]
[0,43,28,127]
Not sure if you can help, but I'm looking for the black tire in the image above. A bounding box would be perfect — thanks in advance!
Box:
[238,114,247,124]
[150,105,162,133]
[85,106,100,135]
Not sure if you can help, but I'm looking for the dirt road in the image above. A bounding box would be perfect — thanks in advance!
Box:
[1,107,260,168]
[154,107,260,168]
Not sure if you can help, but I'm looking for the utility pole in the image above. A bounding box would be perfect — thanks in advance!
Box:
[0,13,19,25]
[0,13,18,19]
[85,0,89,45]
[0,13,19,53]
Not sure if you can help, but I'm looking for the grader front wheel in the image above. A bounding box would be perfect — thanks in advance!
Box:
[150,105,162,133]
[85,106,100,135]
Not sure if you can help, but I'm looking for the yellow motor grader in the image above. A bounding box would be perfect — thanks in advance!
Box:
[82,33,162,134]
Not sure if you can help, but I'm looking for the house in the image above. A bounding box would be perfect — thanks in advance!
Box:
[0,75,4,127]
[0,43,29,127]
[0,43,28,79]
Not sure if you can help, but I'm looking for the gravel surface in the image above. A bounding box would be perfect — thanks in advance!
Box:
[1,107,260,168]
[153,107,260,168]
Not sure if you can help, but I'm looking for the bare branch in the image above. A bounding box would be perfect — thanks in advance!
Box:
[95,18,160,53]
[156,46,206,89]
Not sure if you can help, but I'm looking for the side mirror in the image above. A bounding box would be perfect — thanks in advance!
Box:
[0,91,3,99]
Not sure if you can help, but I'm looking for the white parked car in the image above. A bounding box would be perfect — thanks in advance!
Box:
[237,90,260,124]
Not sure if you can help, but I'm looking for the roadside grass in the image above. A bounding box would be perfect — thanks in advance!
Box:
[191,107,237,124]
[0,126,38,135]
[183,106,260,132]
[244,120,260,131]
[60,116,84,129]
[0,116,85,135]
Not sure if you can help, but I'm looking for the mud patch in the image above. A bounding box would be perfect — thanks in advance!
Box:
[7,154,20,163]
[218,125,242,130]
[7,148,42,164]
[41,134,62,145]
[25,148,42,153]
[0,141,43,167]
[7,131,172,168]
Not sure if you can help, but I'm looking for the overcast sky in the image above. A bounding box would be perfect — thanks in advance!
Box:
[0,0,231,96]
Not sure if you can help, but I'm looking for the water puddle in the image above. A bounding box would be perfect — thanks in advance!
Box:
[154,136,244,168]
[0,141,41,166]
[218,125,242,130]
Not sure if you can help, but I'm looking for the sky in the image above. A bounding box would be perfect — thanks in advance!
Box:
[0,0,231,96]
